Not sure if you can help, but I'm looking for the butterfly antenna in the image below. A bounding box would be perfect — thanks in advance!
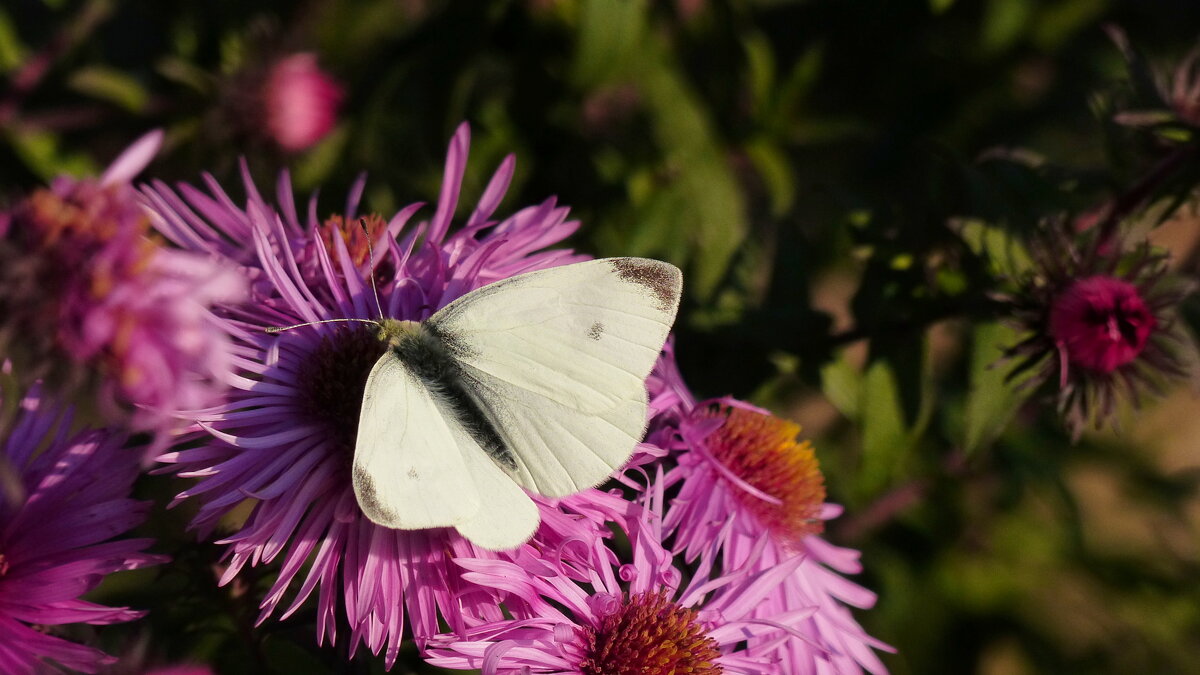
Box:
[265,318,382,334]
[360,217,386,319]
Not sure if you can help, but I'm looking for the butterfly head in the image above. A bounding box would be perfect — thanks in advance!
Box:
[376,318,421,349]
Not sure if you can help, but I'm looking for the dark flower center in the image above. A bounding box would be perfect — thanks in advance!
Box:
[1049,276,1157,374]
[579,590,722,675]
[295,326,389,458]
[695,403,826,548]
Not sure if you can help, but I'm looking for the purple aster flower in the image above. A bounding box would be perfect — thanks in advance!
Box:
[0,382,164,674]
[0,132,247,440]
[642,344,893,674]
[422,476,816,674]
[144,124,650,667]
[1001,225,1191,433]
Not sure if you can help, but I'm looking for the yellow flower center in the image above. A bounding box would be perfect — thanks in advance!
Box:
[698,403,826,547]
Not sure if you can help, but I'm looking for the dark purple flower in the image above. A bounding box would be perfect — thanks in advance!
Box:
[0,383,164,674]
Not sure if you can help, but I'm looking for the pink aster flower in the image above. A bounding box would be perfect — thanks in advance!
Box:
[144,124,651,667]
[1002,225,1190,432]
[0,132,246,440]
[640,345,893,674]
[0,383,164,674]
[423,476,816,673]
[263,53,345,152]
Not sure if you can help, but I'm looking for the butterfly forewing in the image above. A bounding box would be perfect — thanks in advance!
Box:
[428,258,682,497]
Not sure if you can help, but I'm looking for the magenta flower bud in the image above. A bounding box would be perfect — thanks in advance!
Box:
[263,53,344,152]
[1049,276,1157,376]
[1002,224,1191,433]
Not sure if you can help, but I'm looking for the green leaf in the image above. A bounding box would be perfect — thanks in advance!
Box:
[293,123,351,190]
[860,360,909,495]
[820,353,861,420]
[744,138,795,216]
[953,218,1033,277]
[981,0,1031,54]
[962,322,1034,454]
[68,66,149,112]
[0,8,27,72]
[572,0,645,87]
[929,0,957,13]
[7,129,98,179]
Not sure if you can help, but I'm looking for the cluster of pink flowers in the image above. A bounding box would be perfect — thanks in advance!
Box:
[0,122,896,671]
[136,123,891,671]
[8,102,1191,670]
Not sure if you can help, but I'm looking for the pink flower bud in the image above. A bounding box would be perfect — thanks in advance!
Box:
[263,53,344,152]
[1049,275,1157,375]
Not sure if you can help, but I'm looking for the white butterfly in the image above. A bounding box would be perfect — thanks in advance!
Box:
[351,257,682,550]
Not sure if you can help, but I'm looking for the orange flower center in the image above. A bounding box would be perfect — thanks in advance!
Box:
[698,404,826,547]
[317,213,388,267]
[579,590,722,675]
[23,185,159,297]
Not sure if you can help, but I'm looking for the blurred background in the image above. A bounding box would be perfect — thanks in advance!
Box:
[3,0,1200,673]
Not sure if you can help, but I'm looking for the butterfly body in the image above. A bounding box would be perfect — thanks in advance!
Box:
[351,257,682,550]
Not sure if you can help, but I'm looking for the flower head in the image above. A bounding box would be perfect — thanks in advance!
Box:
[1048,276,1157,375]
[0,132,246,438]
[0,383,164,673]
[643,347,892,674]
[423,478,813,673]
[263,53,344,152]
[1002,225,1190,432]
[143,124,642,666]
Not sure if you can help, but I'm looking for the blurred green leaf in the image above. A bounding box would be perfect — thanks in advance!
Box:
[953,218,1034,277]
[745,138,795,216]
[575,0,747,298]
[1032,0,1109,51]
[820,352,861,420]
[962,322,1034,455]
[572,0,645,86]
[929,0,957,14]
[7,129,98,179]
[0,8,27,72]
[981,0,1032,54]
[68,66,149,112]
[293,124,351,191]
[860,359,909,495]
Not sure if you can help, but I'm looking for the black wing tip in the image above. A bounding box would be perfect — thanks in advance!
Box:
[607,257,683,312]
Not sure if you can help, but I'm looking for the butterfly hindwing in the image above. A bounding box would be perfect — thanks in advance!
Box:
[427,257,682,497]
[354,349,541,549]
[353,350,482,529]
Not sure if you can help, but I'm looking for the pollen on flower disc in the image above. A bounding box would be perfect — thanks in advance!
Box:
[296,326,389,457]
[698,403,826,547]
[316,213,389,268]
[579,590,721,675]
